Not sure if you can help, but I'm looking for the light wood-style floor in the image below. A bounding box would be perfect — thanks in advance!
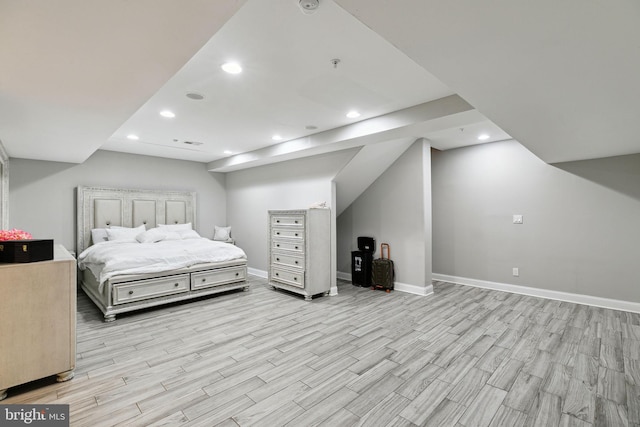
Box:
[4,277,640,427]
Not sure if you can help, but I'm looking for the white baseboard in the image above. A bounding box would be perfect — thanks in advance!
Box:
[248,267,267,279]
[336,271,352,281]
[396,282,434,296]
[337,271,433,297]
[433,273,640,314]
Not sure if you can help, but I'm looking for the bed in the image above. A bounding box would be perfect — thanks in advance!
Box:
[76,186,249,322]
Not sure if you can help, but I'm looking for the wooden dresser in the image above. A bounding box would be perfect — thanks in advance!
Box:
[0,245,76,401]
[268,209,331,300]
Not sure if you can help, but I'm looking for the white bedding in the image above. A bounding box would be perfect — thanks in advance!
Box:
[78,238,247,290]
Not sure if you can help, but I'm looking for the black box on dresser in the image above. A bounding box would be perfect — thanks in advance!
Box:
[0,239,54,263]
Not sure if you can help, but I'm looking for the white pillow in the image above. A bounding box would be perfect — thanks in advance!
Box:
[158,222,192,231]
[178,229,201,240]
[213,226,231,241]
[162,231,182,241]
[106,224,145,242]
[136,228,166,243]
[91,228,109,244]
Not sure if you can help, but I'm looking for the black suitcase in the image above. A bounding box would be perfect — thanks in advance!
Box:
[372,243,394,292]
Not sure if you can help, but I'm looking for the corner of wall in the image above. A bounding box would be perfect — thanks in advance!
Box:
[421,138,433,288]
[0,139,9,229]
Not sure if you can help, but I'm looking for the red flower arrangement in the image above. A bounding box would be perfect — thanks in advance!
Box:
[0,229,33,241]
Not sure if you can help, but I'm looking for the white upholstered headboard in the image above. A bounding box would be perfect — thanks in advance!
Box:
[76,186,196,254]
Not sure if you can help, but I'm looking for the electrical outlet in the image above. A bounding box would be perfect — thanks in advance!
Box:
[512,267,519,277]
[513,215,523,224]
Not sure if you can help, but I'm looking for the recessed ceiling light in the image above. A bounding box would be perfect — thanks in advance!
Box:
[223,150,233,155]
[272,135,283,141]
[299,0,320,14]
[221,62,242,74]
[346,111,361,119]
[126,134,139,141]
[478,133,490,141]
[305,125,318,130]
[160,110,175,118]
[186,92,204,100]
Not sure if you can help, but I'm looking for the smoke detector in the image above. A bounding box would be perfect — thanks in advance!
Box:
[299,0,319,14]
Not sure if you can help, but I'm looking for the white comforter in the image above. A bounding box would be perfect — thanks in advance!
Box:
[78,238,247,288]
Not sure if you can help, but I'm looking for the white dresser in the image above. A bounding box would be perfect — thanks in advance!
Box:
[268,209,331,300]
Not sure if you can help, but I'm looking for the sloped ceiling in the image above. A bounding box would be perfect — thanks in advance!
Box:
[335,0,640,163]
[333,137,416,216]
[1,0,638,167]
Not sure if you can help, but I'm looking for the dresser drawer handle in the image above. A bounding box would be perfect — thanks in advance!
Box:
[175,283,180,287]
[276,232,280,235]
[276,257,280,261]
[294,277,297,281]
[295,220,298,224]
[128,290,134,295]
[235,272,239,276]
[275,273,279,276]
[276,220,280,223]
[276,244,280,247]
[295,246,299,250]
[295,233,298,236]
[295,260,299,264]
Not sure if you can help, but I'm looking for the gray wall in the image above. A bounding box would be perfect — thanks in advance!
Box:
[225,148,358,276]
[432,140,640,303]
[9,150,226,252]
[337,140,432,289]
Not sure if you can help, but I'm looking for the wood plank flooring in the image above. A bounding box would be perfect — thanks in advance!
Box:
[4,277,640,427]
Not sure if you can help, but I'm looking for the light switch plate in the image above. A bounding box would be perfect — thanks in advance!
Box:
[513,215,523,224]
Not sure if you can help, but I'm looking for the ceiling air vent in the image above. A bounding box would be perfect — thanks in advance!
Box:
[183,141,203,146]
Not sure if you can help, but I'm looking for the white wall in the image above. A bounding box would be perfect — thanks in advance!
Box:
[337,139,432,293]
[432,140,640,304]
[225,149,358,293]
[9,150,226,252]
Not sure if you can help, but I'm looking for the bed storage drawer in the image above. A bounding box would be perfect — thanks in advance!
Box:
[113,274,189,305]
[191,266,246,290]
[271,267,305,288]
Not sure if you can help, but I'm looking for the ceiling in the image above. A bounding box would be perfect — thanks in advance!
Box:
[1,0,638,167]
[103,0,455,163]
[335,0,640,164]
[0,0,247,163]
